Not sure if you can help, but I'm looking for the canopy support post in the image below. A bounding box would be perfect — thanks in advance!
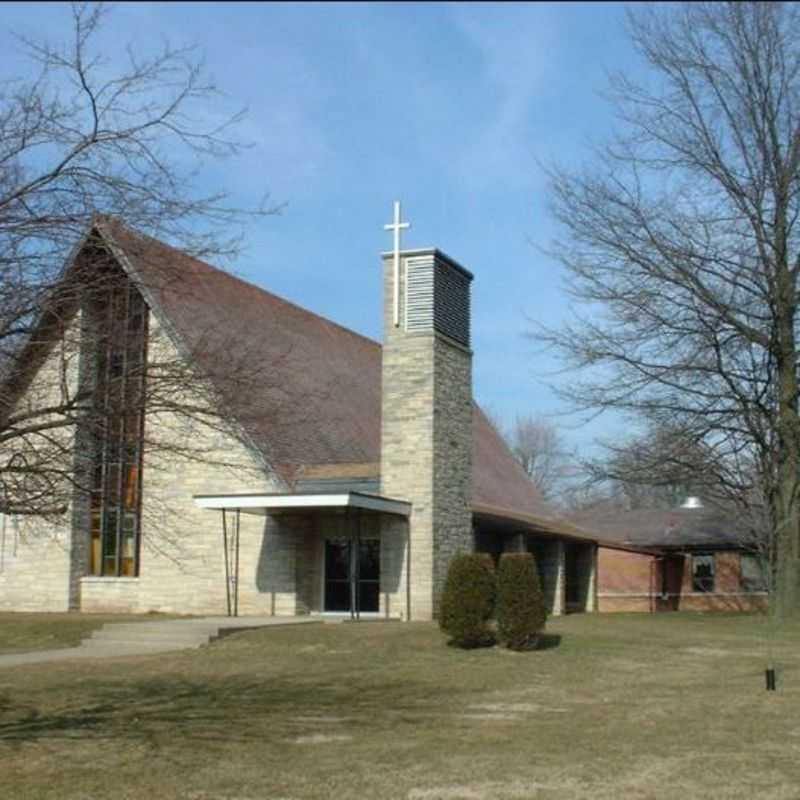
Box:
[348,509,356,621]
[233,509,241,617]
[355,507,362,622]
[222,510,232,617]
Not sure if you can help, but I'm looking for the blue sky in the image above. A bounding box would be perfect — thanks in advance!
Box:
[2,2,645,456]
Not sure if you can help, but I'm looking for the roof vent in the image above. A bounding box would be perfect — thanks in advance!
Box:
[679,496,704,510]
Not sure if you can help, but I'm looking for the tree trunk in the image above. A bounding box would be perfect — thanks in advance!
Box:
[772,263,800,619]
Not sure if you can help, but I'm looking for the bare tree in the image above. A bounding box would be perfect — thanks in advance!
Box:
[0,4,276,521]
[536,2,800,617]
[504,414,575,503]
[587,422,723,510]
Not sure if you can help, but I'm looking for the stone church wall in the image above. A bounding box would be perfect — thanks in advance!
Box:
[0,315,84,612]
[79,318,286,616]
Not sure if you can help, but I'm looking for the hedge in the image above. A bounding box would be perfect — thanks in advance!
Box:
[439,553,496,648]
[495,552,547,650]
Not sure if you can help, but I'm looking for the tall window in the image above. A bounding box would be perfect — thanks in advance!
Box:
[692,553,715,593]
[88,274,148,577]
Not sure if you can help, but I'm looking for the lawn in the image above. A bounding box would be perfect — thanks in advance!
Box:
[0,612,798,799]
[0,612,179,655]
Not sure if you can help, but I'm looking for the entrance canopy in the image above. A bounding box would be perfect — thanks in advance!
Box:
[193,491,411,619]
[193,490,411,517]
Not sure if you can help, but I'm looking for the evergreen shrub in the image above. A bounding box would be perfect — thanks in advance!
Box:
[496,552,547,650]
[439,553,496,648]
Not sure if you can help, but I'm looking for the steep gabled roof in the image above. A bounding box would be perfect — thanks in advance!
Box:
[94,217,556,520]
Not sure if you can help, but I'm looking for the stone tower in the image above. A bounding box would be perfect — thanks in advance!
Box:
[380,244,474,621]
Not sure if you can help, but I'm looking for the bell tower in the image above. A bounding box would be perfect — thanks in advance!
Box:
[379,202,474,620]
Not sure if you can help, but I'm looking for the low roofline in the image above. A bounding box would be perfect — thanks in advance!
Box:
[472,503,663,554]
[609,541,751,554]
[594,540,670,556]
[193,490,411,517]
[472,503,597,544]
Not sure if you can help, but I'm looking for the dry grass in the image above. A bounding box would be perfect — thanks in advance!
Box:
[0,612,798,799]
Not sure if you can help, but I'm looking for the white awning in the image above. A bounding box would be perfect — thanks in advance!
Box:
[193,491,411,517]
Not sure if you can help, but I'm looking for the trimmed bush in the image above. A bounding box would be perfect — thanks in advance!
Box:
[439,553,496,648]
[496,552,547,650]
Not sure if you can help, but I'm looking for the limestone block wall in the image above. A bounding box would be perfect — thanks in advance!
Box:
[79,576,142,613]
[0,315,83,612]
[380,513,409,619]
[78,320,284,616]
[528,537,565,616]
[0,514,74,611]
[379,321,432,620]
[380,252,473,621]
[585,545,598,612]
[431,336,473,614]
[292,511,406,618]
[294,515,322,615]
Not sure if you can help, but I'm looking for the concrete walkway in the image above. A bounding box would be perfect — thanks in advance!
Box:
[0,616,319,668]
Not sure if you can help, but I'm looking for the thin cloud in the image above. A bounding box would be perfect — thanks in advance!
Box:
[447,4,560,190]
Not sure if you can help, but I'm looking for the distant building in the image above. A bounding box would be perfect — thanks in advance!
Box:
[569,504,768,612]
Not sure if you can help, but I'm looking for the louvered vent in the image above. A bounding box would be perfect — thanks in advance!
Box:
[405,253,471,347]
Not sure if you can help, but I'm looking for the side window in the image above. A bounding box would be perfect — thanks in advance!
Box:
[692,553,715,593]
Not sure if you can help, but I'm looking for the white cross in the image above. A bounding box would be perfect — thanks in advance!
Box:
[384,200,410,327]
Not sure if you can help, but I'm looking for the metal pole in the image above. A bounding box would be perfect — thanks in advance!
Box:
[234,509,241,617]
[348,510,356,621]
[356,507,362,622]
[222,510,231,617]
[406,518,411,622]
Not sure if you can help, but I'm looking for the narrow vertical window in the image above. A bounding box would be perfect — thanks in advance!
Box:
[89,273,147,577]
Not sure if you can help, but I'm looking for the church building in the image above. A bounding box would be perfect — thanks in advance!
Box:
[0,211,603,620]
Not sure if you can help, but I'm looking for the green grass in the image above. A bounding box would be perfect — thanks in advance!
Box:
[0,612,179,654]
[0,613,799,799]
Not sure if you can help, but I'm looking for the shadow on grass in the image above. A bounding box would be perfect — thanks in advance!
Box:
[0,672,466,746]
[536,634,562,651]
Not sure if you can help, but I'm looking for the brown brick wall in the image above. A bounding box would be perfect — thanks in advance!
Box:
[597,595,655,613]
[597,546,767,613]
[676,593,767,612]
[598,547,656,595]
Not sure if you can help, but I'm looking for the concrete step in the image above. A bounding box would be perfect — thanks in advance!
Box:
[78,640,187,655]
[81,620,220,653]
[89,628,212,644]
[75,616,321,660]
[93,622,220,635]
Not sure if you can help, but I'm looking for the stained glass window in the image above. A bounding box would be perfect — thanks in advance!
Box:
[88,274,147,577]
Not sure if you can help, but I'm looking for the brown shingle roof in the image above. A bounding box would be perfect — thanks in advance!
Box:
[567,505,749,550]
[96,218,555,520]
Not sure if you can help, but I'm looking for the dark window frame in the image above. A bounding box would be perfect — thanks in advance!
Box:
[692,552,716,593]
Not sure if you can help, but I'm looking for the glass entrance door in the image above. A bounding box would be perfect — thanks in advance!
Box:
[324,538,380,614]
